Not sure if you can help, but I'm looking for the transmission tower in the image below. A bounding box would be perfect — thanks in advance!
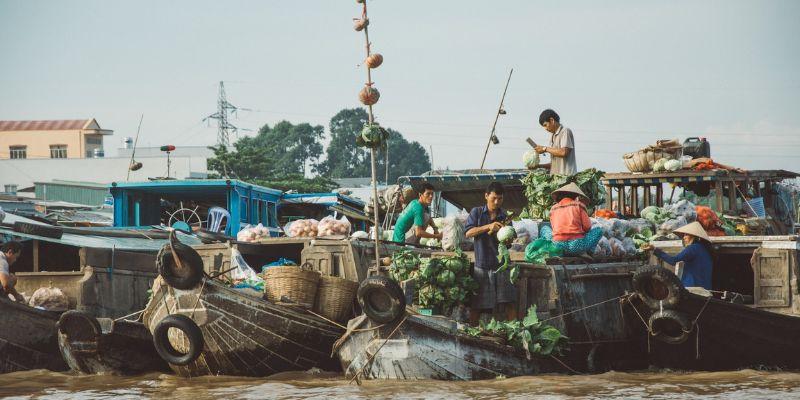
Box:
[203,81,240,148]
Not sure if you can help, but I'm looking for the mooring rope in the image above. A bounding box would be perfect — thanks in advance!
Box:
[348,314,409,385]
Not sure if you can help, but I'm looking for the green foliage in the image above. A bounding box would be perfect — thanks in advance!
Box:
[463,305,569,359]
[317,108,432,183]
[520,168,605,220]
[389,250,476,311]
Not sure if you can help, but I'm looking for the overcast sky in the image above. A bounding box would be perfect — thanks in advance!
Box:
[1,0,798,174]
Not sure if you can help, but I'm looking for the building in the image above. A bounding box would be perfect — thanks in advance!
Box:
[0,119,112,160]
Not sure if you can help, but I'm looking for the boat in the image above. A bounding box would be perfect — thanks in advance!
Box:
[140,235,345,377]
[629,235,800,371]
[57,310,168,375]
[0,296,68,373]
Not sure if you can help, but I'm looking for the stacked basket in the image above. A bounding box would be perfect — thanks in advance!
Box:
[263,264,358,323]
[622,139,683,173]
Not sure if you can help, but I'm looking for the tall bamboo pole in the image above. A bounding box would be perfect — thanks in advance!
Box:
[361,0,381,263]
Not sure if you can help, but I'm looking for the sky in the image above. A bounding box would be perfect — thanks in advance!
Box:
[1,0,799,174]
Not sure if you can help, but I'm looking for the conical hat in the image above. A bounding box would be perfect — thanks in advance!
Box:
[552,182,588,200]
[672,221,711,243]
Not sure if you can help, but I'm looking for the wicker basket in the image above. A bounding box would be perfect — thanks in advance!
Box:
[313,275,359,323]
[263,265,320,306]
[623,149,680,173]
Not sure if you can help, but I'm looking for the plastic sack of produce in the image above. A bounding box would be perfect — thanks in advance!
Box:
[695,205,722,231]
[658,215,688,235]
[350,230,369,239]
[512,219,539,245]
[626,218,654,235]
[441,211,467,251]
[230,248,264,291]
[284,219,319,238]
[237,223,271,242]
[317,215,351,237]
[666,199,696,222]
[28,286,68,311]
[621,237,637,254]
[608,237,626,257]
[593,236,612,257]
[525,238,564,264]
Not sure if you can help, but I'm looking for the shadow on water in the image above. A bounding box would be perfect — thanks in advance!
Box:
[1,369,799,400]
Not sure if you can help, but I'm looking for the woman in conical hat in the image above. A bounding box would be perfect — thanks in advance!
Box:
[539,182,604,256]
[642,221,713,289]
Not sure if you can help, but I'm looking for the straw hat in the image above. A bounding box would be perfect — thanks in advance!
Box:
[551,182,588,201]
[672,221,711,243]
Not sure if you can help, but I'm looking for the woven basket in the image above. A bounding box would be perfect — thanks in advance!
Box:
[623,149,679,173]
[313,275,359,323]
[263,265,320,306]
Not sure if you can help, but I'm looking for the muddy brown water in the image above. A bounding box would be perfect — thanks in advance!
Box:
[1,369,799,399]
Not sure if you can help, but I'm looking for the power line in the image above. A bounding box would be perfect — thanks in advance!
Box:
[203,81,241,148]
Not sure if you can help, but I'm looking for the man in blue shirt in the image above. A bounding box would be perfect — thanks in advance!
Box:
[465,182,517,324]
[642,222,713,289]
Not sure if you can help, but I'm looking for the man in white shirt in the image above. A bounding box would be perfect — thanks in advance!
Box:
[535,109,578,175]
[0,241,25,302]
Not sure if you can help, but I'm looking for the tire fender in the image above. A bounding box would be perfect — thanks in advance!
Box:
[152,314,204,366]
[648,309,692,345]
[357,275,406,324]
[157,242,204,290]
[632,265,684,309]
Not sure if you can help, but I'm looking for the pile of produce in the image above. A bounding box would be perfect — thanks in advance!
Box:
[237,223,272,242]
[520,168,605,220]
[696,205,726,236]
[317,215,351,237]
[591,218,651,257]
[652,158,682,172]
[389,250,478,312]
[523,149,540,170]
[284,219,320,238]
[593,209,616,219]
[463,305,568,359]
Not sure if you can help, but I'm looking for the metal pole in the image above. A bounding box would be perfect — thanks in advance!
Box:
[480,68,513,170]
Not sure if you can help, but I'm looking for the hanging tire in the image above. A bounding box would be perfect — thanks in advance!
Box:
[57,310,102,353]
[357,275,405,324]
[632,266,684,310]
[648,309,692,345]
[13,221,63,239]
[152,314,204,366]
[157,241,204,290]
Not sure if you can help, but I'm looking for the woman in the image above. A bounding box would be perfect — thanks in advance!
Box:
[539,183,603,256]
[641,221,713,289]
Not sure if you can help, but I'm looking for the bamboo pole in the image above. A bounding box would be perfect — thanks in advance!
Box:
[361,0,380,263]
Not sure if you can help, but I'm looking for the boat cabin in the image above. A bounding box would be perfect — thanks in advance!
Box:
[278,192,369,232]
[110,179,283,236]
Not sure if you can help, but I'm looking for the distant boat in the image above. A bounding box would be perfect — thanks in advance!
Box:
[0,297,67,373]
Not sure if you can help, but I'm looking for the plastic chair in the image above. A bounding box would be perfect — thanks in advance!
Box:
[207,206,230,233]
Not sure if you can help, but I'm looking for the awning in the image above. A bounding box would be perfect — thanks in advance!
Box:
[0,226,201,251]
[397,171,529,214]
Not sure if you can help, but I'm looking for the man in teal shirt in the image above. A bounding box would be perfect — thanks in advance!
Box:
[392,183,442,244]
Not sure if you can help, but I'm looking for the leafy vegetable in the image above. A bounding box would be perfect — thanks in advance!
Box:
[523,150,540,169]
[497,226,517,243]
[462,305,568,359]
[521,169,605,220]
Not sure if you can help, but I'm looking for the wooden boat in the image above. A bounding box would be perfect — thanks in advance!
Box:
[141,276,344,377]
[629,265,800,371]
[0,296,68,373]
[336,258,651,380]
[57,310,168,375]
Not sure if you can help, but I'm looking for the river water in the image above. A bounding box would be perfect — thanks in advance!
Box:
[1,369,798,399]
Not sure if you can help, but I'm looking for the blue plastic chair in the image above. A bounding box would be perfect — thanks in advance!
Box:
[207,206,230,233]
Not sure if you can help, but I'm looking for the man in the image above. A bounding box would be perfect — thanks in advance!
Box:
[392,183,442,244]
[465,182,517,323]
[0,241,25,303]
[535,109,577,175]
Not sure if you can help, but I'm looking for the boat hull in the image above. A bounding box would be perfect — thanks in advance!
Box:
[142,277,344,377]
[0,298,68,373]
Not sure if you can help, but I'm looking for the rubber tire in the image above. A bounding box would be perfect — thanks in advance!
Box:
[632,265,684,310]
[648,309,692,345]
[357,275,406,324]
[196,228,231,244]
[152,314,204,366]
[57,310,101,342]
[157,243,204,290]
[13,221,63,239]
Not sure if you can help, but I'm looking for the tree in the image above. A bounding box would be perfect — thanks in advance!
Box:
[318,108,431,183]
[206,120,334,192]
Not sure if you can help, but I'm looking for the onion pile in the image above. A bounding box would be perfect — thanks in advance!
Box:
[317,216,351,237]
[236,224,271,242]
[286,219,319,238]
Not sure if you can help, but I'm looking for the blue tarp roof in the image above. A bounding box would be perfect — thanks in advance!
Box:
[110,179,283,196]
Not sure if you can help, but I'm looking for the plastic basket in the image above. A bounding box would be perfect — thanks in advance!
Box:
[745,197,766,218]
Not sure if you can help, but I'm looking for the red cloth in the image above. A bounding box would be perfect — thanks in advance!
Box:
[550,198,592,241]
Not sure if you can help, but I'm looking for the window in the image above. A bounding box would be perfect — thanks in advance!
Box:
[85,136,103,145]
[3,184,17,194]
[9,146,26,159]
[240,197,249,222]
[50,145,67,159]
[266,201,277,227]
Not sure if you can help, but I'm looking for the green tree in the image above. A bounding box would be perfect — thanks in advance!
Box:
[318,108,431,183]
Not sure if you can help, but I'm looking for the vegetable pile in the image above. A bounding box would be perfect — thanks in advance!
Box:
[520,168,606,220]
[593,209,616,219]
[285,219,319,238]
[389,250,478,312]
[237,224,271,242]
[463,305,568,359]
[317,215,351,237]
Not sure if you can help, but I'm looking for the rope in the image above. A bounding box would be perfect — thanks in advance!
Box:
[305,309,347,330]
[540,294,627,323]
[549,355,582,375]
[348,314,408,384]
[189,278,207,320]
[622,294,652,353]
[113,308,145,322]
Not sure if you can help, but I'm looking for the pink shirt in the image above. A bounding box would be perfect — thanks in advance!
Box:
[550,198,592,241]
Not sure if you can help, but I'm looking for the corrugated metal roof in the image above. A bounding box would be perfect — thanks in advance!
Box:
[0,225,201,251]
[398,170,529,213]
[0,119,92,131]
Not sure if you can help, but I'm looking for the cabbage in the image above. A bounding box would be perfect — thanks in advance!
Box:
[419,237,429,246]
[664,159,681,171]
[523,150,540,169]
[652,158,669,172]
[497,226,517,243]
[427,239,441,248]
[437,270,456,287]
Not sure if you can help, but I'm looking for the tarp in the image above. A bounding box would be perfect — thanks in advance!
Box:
[397,170,529,214]
[0,225,201,251]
